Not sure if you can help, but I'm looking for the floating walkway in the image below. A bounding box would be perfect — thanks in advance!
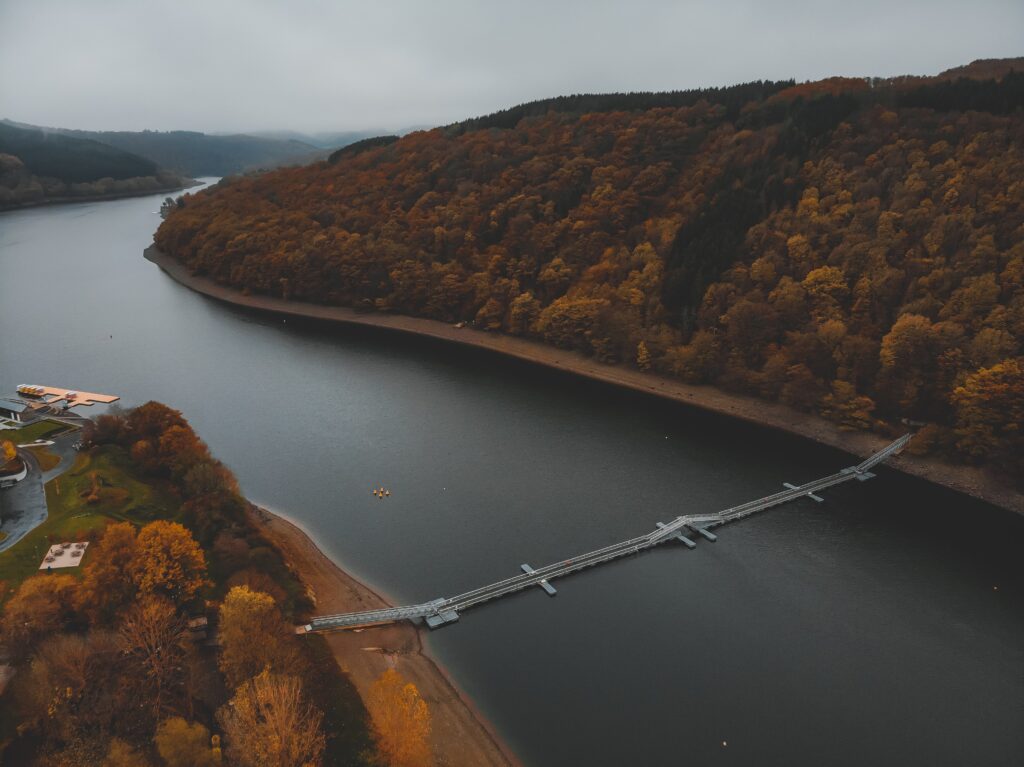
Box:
[305,435,911,633]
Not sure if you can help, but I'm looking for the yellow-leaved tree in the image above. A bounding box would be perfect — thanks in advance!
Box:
[154,716,220,767]
[129,520,208,605]
[103,738,152,767]
[217,585,304,688]
[366,668,432,767]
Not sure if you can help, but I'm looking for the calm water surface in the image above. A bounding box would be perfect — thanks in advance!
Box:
[1,186,1022,766]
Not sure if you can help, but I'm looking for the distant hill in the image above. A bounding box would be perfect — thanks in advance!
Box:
[157,58,1024,477]
[51,128,321,176]
[0,122,191,209]
[0,121,159,182]
[246,129,385,149]
[247,127,427,149]
[1,120,323,177]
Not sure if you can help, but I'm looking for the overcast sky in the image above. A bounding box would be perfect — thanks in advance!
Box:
[1,0,1021,134]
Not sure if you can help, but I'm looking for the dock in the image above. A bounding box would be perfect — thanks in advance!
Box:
[15,384,119,409]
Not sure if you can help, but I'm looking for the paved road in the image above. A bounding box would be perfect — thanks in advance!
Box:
[0,449,48,554]
[0,429,81,554]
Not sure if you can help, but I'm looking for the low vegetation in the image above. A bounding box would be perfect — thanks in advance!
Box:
[2,420,73,445]
[24,446,60,473]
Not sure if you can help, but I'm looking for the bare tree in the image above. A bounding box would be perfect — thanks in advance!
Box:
[117,595,188,718]
[218,668,325,767]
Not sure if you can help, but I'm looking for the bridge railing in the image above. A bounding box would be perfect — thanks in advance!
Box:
[306,435,912,632]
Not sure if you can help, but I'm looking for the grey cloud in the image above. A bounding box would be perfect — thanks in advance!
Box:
[1,0,1021,133]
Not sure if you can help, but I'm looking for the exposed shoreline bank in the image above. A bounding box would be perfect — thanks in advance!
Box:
[249,504,520,767]
[146,245,1022,515]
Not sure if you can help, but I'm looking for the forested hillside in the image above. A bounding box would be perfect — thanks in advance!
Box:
[0,122,191,208]
[156,62,1024,478]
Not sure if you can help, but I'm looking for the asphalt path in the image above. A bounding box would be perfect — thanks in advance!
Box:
[0,429,80,554]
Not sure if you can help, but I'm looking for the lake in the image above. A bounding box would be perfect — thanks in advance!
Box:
[1,184,1021,766]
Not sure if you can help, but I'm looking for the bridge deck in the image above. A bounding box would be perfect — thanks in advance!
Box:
[305,435,910,633]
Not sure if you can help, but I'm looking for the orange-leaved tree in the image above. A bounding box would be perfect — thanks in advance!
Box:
[129,520,208,605]
[77,521,140,624]
[952,358,1024,476]
[1,574,79,657]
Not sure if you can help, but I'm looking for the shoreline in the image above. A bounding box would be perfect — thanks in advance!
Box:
[249,504,520,767]
[146,245,1022,515]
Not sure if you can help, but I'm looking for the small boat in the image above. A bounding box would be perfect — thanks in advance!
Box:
[384,490,391,497]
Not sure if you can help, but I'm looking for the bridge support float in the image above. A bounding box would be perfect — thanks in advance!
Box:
[656,522,696,548]
[687,525,717,542]
[521,564,557,595]
[425,609,460,629]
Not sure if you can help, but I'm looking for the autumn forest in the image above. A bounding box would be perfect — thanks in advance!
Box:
[157,62,1024,479]
[0,404,431,766]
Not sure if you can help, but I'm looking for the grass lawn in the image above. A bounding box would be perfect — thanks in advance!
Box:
[2,419,75,444]
[25,446,60,472]
[0,445,181,589]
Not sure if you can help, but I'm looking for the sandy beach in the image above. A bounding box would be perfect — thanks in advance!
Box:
[250,506,519,767]
[147,245,1021,515]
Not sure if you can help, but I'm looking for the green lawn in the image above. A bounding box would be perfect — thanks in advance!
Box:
[1,419,74,444]
[0,445,181,589]
[25,445,60,472]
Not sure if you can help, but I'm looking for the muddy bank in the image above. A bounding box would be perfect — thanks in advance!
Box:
[249,505,519,767]
[147,245,1021,514]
